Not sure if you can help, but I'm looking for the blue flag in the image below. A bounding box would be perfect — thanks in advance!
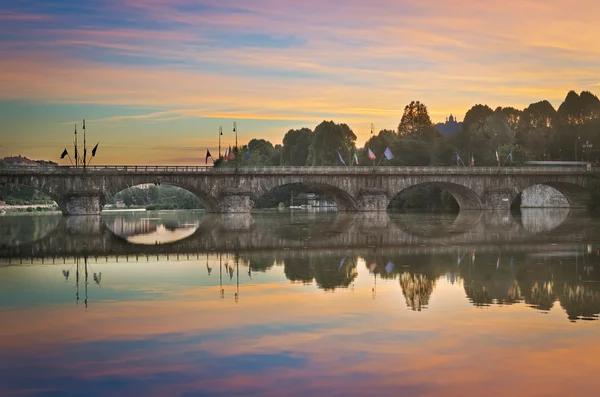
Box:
[456,153,461,166]
[509,151,513,162]
[247,147,251,160]
[385,261,394,275]
[337,151,346,166]
[383,147,393,160]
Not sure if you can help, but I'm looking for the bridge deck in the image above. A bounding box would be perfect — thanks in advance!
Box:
[2,165,598,175]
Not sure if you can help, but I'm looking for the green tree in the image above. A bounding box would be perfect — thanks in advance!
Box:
[397,101,434,137]
[361,129,396,165]
[281,128,313,165]
[496,106,521,132]
[553,91,600,161]
[307,121,356,166]
[516,100,556,160]
[462,104,494,134]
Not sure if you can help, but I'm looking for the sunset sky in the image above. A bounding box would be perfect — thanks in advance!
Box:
[1,0,599,164]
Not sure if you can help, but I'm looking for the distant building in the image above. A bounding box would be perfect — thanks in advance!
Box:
[1,155,57,168]
[434,114,462,136]
[292,192,337,208]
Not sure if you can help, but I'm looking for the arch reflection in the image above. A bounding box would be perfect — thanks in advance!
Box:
[103,211,203,245]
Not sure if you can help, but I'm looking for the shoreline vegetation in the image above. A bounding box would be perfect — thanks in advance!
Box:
[2,91,599,211]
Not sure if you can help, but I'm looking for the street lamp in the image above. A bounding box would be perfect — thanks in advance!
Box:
[218,126,223,159]
[583,140,593,162]
[233,121,238,170]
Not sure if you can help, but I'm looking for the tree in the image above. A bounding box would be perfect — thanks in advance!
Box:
[245,139,274,166]
[360,129,396,165]
[516,100,556,159]
[496,106,521,132]
[281,128,313,166]
[398,101,433,136]
[483,112,514,146]
[462,104,494,134]
[307,121,356,166]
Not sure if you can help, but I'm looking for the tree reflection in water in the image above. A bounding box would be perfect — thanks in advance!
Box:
[399,272,435,311]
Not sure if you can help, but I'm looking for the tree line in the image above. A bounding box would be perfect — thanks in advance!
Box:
[215,90,600,168]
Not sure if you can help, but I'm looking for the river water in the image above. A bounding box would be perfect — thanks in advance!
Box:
[1,209,600,396]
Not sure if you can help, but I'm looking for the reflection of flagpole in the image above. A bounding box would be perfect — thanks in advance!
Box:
[235,255,239,303]
[219,254,224,299]
[76,256,80,304]
[84,256,88,310]
[372,273,377,299]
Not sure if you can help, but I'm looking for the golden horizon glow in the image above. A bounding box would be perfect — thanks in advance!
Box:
[1,0,600,164]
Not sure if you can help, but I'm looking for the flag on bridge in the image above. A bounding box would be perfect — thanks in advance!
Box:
[337,151,346,166]
[495,150,499,162]
[247,147,251,161]
[223,147,229,162]
[91,143,99,157]
[228,146,235,160]
[205,149,212,164]
[368,148,376,160]
[471,154,475,167]
[509,151,513,163]
[60,148,69,159]
[383,147,393,160]
[456,153,461,166]
[353,152,359,165]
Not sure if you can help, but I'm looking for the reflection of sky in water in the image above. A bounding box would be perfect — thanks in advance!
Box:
[1,250,600,396]
[126,224,198,245]
[2,211,600,396]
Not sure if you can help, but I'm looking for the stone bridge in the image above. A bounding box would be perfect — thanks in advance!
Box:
[0,165,596,214]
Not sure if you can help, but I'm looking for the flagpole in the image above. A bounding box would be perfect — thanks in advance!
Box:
[502,152,511,167]
[74,124,78,168]
[83,119,87,169]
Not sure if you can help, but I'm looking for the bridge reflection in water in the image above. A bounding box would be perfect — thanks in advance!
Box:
[1,209,599,322]
[3,210,600,397]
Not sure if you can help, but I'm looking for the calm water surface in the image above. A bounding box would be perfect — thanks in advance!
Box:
[1,209,600,396]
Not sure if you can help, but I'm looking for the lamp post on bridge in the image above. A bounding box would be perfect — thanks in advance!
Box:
[233,121,238,171]
[218,126,223,159]
[583,140,593,162]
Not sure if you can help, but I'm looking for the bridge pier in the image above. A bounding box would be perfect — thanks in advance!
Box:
[355,189,389,211]
[216,190,255,213]
[62,193,105,215]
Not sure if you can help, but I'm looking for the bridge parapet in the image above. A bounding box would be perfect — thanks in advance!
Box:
[1,165,598,175]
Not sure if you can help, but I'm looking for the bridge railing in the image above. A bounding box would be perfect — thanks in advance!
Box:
[1,165,599,174]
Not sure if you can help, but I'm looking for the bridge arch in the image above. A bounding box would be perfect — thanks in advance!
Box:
[0,181,64,212]
[104,181,220,212]
[389,181,483,211]
[252,181,358,211]
[517,182,587,208]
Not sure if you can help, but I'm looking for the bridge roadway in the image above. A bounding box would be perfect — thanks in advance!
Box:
[1,210,596,261]
[0,165,597,214]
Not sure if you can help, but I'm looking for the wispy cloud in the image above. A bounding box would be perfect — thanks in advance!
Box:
[1,0,600,162]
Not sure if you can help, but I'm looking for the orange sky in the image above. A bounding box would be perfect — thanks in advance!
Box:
[1,0,600,164]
